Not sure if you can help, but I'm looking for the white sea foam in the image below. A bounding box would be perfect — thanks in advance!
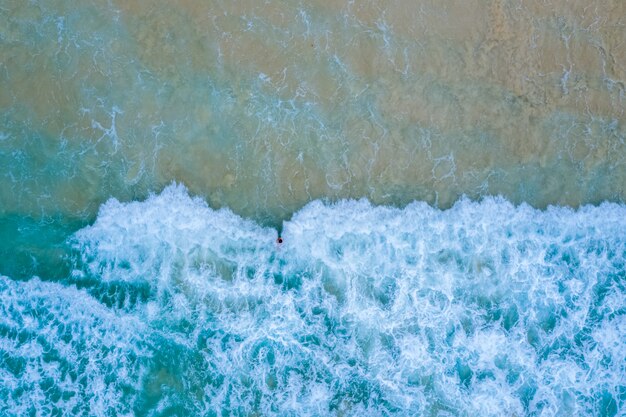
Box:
[0,277,149,416]
[2,184,625,416]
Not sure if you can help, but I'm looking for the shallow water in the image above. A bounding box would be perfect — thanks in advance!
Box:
[1,0,625,225]
[1,0,625,416]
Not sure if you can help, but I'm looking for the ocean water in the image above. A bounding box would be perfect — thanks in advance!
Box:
[2,185,626,416]
[1,0,625,416]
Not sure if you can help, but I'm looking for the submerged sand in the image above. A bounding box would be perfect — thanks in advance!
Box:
[1,0,624,224]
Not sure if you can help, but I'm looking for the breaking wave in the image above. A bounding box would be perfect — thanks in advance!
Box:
[1,184,625,416]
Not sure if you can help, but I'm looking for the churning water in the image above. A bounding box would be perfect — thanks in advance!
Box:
[2,185,625,416]
[1,0,625,416]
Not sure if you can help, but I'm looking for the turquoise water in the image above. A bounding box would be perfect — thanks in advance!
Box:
[2,185,626,416]
[1,0,626,416]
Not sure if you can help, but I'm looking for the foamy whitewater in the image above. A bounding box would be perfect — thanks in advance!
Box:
[1,185,624,416]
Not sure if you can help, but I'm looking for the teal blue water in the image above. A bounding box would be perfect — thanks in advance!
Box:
[2,185,625,416]
[1,0,626,416]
